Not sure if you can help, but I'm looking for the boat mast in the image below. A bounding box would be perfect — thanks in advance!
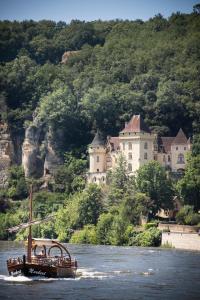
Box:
[27,184,33,263]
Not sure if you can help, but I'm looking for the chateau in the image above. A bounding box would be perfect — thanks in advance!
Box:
[88,115,191,184]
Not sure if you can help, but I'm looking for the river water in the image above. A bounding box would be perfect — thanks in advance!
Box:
[0,241,199,300]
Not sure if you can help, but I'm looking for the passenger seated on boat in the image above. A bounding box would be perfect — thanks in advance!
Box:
[39,250,46,257]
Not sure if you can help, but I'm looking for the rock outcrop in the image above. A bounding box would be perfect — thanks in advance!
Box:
[43,128,62,178]
[22,115,62,179]
[22,121,44,178]
[61,51,79,64]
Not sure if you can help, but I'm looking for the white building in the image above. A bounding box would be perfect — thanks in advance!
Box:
[88,115,191,184]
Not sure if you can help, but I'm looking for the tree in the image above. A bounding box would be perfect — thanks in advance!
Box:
[176,154,200,211]
[135,161,174,215]
[120,192,151,225]
[193,4,200,14]
[54,152,87,193]
[7,166,28,200]
[78,184,103,226]
[55,184,103,241]
[107,154,130,205]
[96,212,114,244]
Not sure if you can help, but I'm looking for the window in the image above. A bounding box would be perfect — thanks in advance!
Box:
[123,143,125,150]
[128,163,132,172]
[176,147,178,150]
[163,155,166,162]
[144,153,148,160]
[97,169,99,172]
[97,156,99,162]
[184,147,186,150]
[144,142,148,150]
[93,177,96,182]
[128,142,132,150]
[128,152,132,160]
[177,153,185,164]
[168,155,171,162]
[102,176,105,182]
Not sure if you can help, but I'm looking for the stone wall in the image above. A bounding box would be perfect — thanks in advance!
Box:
[158,223,199,233]
[162,232,200,251]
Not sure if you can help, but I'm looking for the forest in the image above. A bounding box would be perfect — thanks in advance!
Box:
[0,6,200,246]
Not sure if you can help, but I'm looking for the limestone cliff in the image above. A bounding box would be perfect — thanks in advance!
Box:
[22,121,44,178]
[22,117,62,179]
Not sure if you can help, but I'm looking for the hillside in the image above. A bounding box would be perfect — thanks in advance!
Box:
[0,9,200,244]
[0,12,200,160]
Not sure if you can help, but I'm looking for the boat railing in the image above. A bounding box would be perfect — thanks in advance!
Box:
[30,255,76,267]
[7,257,23,266]
[7,255,77,268]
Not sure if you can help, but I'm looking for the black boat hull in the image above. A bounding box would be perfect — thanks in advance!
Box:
[8,262,76,278]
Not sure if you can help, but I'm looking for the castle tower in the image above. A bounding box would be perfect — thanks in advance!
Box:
[170,128,190,172]
[88,131,107,184]
[119,115,154,173]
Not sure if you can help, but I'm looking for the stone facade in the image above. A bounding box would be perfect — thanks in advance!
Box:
[88,115,191,184]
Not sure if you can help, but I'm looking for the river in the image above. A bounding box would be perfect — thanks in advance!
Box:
[0,241,199,300]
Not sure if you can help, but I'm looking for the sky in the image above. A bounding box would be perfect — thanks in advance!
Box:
[0,0,199,23]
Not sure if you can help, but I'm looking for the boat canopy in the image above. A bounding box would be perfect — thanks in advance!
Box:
[31,238,60,247]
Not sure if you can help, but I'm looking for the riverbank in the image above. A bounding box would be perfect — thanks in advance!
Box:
[159,223,200,251]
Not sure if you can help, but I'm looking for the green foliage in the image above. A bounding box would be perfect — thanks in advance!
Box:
[7,166,28,200]
[96,213,114,244]
[54,152,87,193]
[55,184,103,241]
[120,192,151,225]
[129,228,161,247]
[109,214,129,245]
[136,161,174,215]
[107,154,130,205]
[176,154,200,211]
[176,205,200,225]
[70,225,97,244]
[77,184,103,226]
[144,221,158,230]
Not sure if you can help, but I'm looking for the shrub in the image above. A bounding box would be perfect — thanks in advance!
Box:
[176,205,200,225]
[96,213,114,245]
[144,221,158,230]
[70,225,97,244]
[129,228,161,247]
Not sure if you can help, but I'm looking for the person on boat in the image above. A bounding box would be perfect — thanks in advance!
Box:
[39,249,46,257]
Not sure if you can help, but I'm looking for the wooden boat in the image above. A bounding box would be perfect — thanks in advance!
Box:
[7,186,77,278]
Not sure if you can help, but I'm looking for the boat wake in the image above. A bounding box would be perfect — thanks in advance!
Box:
[0,268,131,282]
[0,268,154,283]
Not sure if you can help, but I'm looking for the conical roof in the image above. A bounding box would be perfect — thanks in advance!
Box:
[121,115,151,133]
[90,131,105,146]
[172,128,188,144]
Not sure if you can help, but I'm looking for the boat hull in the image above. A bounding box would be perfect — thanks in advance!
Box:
[7,262,76,278]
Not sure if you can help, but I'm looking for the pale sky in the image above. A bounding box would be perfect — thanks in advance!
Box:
[0,0,199,23]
